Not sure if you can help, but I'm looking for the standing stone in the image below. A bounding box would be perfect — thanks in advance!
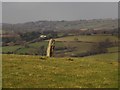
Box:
[46,39,55,57]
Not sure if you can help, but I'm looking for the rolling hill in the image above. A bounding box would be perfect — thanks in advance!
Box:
[2,19,118,33]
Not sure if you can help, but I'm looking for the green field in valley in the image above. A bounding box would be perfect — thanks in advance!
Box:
[2,35,118,57]
[54,35,118,42]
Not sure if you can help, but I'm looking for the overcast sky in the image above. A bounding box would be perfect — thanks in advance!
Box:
[0,2,2,24]
[2,2,118,24]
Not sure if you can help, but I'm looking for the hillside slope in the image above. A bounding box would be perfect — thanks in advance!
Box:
[2,54,118,88]
[2,19,118,33]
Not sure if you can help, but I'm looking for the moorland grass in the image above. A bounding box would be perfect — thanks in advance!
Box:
[2,53,118,88]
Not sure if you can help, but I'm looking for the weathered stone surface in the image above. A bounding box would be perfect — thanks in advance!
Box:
[47,39,55,57]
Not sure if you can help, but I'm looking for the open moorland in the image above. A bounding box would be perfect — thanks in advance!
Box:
[2,53,118,88]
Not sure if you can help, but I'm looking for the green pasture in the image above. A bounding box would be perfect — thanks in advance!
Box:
[2,54,118,88]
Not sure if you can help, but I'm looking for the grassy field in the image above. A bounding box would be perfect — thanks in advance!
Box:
[84,52,118,61]
[2,35,119,88]
[108,47,119,53]
[2,35,118,56]
[54,35,118,42]
[2,46,23,53]
[2,53,118,88]
[2,41,94,57]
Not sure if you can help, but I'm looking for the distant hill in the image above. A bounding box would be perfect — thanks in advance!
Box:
[2,19,118,33]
